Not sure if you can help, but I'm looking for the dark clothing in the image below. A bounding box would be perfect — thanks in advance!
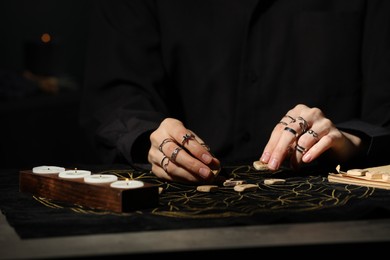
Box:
[80,0,390,167]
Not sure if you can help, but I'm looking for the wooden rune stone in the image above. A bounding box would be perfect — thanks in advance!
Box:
[19,170,159,213]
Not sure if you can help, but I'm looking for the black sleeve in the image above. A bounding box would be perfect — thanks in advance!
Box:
[336,0,390,167]
[79,0,168,164]
[336,120,390,166]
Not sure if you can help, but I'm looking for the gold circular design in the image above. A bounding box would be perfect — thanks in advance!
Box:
[35,165,375,219]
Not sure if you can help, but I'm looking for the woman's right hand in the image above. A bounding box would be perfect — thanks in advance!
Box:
[148,118,221,184]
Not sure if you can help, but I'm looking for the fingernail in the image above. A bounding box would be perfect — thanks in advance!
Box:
[199,167,210,178]
[303,153,311,162]
[202,153,212,164]
[260,152,271,163]
[269,158,279,170]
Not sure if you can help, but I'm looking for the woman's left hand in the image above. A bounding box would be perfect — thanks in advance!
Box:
[259,104,365,171]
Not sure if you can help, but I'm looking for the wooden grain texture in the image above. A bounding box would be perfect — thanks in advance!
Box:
[328,164,390,190]
[19,170,159,212]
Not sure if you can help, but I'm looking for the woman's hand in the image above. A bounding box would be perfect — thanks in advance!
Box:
[259,104,364,171]
[148,118,221,183]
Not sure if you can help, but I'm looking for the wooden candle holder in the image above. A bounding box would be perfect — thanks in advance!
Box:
[19,170,159,213]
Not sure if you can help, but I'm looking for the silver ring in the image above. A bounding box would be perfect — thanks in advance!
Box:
[284,126,297,137]
[307,129,319,139]
[296,116,308,134]
[159,138,175,154]
[160,156,170,172]
[181,133,194,146]
[295,144,307,154]
[170,147,182,163]
[200,143,210,151]
[284,115,296,123]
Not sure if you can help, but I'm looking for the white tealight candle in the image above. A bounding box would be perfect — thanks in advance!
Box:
[32,165,65,174]
[84,174,118,184]
[58,169,91,179]
[110,180,144,189]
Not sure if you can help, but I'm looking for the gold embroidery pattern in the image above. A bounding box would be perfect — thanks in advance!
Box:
[35,165,375,218]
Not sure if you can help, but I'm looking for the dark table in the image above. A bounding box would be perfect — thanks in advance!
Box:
[1,163,390,258]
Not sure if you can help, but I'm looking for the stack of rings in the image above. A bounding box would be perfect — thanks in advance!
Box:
[281,115,309,137]
[158,133,210,172]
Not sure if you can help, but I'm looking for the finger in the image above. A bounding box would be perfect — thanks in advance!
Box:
[153,118,217,165]
[271,106,324,167]
[260,120,289,164]
[267,123,301,170]
[291,130,319,163]
[302,133,333,163]
[149,149,205,183]
[292,118,332,166]
[164,142,216,181]
[148,148,174,181]
[152,162,202,184]
[157,137,176,155]
[173,130,215,165]
[158,132,221,176]
[187,131,222,176]
[260,111,305,165]
[289,126,320,168]
[264,107,313,169]
[302,124,345,163]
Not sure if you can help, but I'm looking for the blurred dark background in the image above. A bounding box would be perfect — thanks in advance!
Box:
[0,0,99,169]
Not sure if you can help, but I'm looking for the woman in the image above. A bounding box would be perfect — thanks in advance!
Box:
[80,0,390,183]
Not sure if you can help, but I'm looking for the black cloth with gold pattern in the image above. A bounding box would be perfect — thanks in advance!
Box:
[1,164,390,239]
